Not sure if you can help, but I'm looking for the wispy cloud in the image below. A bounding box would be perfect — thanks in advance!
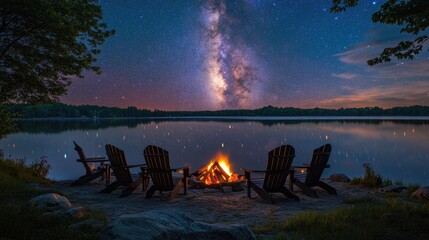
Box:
[319,81,429,108]
[327,24,429,108]
[332,73,357,79]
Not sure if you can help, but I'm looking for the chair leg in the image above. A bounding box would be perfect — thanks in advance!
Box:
[100,181,120,193]
[244,171,251,198]
[249,182,274,204]
[293,179,318,198]
[71,171,104,186]
[170,180,184,200]
[289,170,295,191]
[120,177,143,197]
[317,181,337,195]
[280,187,300,201]
[145,186,157,199]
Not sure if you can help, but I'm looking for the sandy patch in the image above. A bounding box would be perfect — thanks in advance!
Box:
[47,177,373,228]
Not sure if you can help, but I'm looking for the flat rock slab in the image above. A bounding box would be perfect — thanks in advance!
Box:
[99,210,256,240]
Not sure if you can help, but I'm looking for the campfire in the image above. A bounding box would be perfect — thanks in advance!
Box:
[191,152,243,191]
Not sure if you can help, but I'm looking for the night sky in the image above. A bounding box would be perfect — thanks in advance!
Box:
[61,0,429,111]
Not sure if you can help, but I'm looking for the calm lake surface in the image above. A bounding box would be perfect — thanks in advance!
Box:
[1,117,428,185]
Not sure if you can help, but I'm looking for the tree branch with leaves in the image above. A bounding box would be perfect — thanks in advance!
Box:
[0,0,115,104]
[0,0,114,138]
[331,0,429,65]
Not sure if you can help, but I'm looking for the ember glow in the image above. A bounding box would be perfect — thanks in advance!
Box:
[197,152,239,185]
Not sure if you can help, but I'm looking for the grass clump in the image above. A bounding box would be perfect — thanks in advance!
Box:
[0,154,108,239]
[279,199,429,240]
[351,163,382,188]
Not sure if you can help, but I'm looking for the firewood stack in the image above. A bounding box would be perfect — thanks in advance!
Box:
[190,161,244,191]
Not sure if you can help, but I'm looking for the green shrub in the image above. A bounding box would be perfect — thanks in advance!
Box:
[0,154,107,239]
[28,156,51,178]
[352,163,382,188]
[282,199,429,240]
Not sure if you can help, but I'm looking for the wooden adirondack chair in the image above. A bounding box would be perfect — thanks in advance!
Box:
[71,141,110,186]
[289,144,337,197]
[143,145,190,200]
[100,144,148,197]
[241,144,299,204]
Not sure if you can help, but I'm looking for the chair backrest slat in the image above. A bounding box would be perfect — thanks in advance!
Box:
[305,144,331,186]
[73,141,92,174]
[105,144,133,186]
[144,145,174,191]
[263,145,295,191]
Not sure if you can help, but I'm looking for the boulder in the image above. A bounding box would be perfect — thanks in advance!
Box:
[411,186,429,200]
[328,174,350,182]
[26,193,71,212]
[98,210,256,240]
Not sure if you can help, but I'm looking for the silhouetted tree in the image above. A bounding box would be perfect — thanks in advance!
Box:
[0,0,114,138]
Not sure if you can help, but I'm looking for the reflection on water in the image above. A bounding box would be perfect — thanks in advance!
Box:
[1,118,428,185]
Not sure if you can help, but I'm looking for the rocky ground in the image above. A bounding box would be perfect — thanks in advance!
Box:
[34,176,377,239]
[53,178,369,225]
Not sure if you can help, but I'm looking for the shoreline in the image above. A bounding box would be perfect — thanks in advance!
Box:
[13,116,429,121]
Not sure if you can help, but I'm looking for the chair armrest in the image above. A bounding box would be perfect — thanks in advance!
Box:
[292,165,330,169]
[124,163,147,169]
[241,168,293,173]
[171,166,190,172]
[241,168,266,173]
[77,157,107,163]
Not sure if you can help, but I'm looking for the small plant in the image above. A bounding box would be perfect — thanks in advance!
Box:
[281,198,429,240]
[351,163,383,188]
[28,156,51,178]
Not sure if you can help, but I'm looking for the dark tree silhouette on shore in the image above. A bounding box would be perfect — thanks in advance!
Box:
[0,0,114,138]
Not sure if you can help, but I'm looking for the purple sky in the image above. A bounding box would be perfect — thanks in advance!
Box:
[61,0,429,110]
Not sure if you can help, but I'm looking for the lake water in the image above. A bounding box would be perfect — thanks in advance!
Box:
[1,117,428,185]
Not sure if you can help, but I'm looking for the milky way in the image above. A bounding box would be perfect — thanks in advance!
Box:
[60,1,428,110]
[202,0,260,109]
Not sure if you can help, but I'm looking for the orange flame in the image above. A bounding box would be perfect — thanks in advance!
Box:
[203,152,238,185]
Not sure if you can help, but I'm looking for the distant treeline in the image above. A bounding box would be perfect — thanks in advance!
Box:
[4,103,429,118]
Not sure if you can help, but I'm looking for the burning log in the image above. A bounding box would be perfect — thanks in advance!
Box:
[193,161,231,184]
[191,159,245,192]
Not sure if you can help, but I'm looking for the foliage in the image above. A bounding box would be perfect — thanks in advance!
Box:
[0,104,17,139]
[351,163,383,188]
[331,0,429,65]
[4,103,429,119]
[0,154,107,239]
[0,0,114,104]
[0,158,51,186]
[28,156,51,178]
[362,163,383,187]
[280,198,429,240]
